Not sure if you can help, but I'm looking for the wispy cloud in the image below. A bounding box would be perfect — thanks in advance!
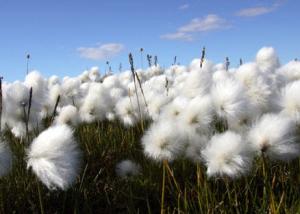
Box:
[236,0,283,17]
[161,14,230,41]
[161,32,193,41]
[77,43,124,60]
[179,4,189,10]
[236,6,274,17]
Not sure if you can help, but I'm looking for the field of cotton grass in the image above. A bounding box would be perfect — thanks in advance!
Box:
[1,47,300,213]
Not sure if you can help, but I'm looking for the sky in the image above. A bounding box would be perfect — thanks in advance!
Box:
[0,0,299,82]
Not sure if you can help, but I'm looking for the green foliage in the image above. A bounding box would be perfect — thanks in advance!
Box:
[1,121,300,213]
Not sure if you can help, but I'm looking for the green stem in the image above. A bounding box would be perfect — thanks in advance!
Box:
[37,180,45,214]
[161,160,167,214]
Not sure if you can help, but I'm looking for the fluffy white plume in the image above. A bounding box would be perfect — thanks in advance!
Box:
[61,77,82,106]
[248,113,300,161]
[202,131,252,178]
[256,47,280,73]
[278,80,300,123]
[48,75,60,87]
[179,95,214,134]
[115,159,141,178]
[181,68,211,98]
[115,96,138,127]
[211,77,248,123]
[277,60,300,83]
[27,125,82,190]
[55,105,79,126]
[89,66,101,82]
[142,120,186,161]
[24,71,47,106]
[79,83,111,123]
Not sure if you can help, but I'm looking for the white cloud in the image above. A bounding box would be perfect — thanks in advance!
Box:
[236,6,274,17]
[160,32,193,41]
[179,4,189,10]
[77,43,124,60]
[161,14,230,41]
[178,15,229,33]
[236,0,283,17]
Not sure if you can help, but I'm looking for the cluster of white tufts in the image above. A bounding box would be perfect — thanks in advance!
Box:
[1,47,300,180]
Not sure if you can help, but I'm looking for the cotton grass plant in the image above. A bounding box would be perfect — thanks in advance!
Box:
[0,47,300,213]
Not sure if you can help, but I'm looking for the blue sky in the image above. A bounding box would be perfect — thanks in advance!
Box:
[0,0,299,82]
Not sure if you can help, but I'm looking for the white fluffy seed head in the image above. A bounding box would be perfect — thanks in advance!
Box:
[55,105,79,126]
[278,80,300,123]
[181,68,212,98]
[160,96,189,120]
[27,125,82,190]
[89,66,101,82]
[256,47,280,73]
[5,81,30,119]
[48,75,60,87]
[202,131,252,178]
[277,60,300,83]
[142,120,186,162]
[79,83,111,123]
[61,77,82,106]
[115,160,141,178]
[211,77,248,122]
[179,95,214,134]
[115,96,138,127]
[248,113,300,161]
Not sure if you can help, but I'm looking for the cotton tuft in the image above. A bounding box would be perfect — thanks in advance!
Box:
[115,160,141,178]
[142,120,186,162]
[248,113,300,161]
[202,131,252,178]
[27,125,82,190]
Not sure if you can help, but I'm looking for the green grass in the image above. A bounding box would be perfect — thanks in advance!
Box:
[1,121,300,213]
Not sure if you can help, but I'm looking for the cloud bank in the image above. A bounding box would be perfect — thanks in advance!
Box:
[161,14,230,41]
[77,43,124,60]
[236,0,283,17]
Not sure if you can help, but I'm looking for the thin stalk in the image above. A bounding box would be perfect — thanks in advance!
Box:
[200,47,205,68]
[37,180,45,214]
[161,160,167,214]
[177,192,181,214]
[135,71,149,115]
[27,87,33,124]
[26,54,30,75]
[262,153,269,211]
[165,77,169,96]
[140,48,144,69]
[225,57,230,71]
[276,191,285,213]
[22,104,29,141]
[129,53,143,130]
[225,178,233,206]
[165,161,181,194]
[26,87,33,144]
[196,163,202,211]
[146,197,152,214]
[51,95,61,124]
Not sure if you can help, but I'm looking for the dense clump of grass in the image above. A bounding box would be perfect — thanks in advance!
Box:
[0,120,300,213]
